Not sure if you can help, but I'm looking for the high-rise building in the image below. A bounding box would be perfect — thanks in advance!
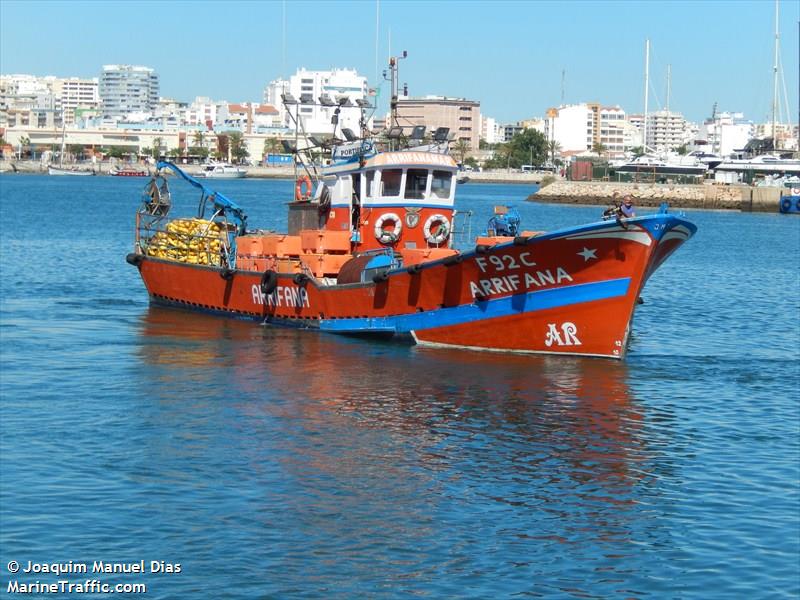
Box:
[56,77,99,125]
[99,65,159,118]
[644,110,691,152]
[264,68,370,135]
[395,96,480,149]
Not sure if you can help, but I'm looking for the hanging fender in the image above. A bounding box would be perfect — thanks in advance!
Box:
[374,212,403,245]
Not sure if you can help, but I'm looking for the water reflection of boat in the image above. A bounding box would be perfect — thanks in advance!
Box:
[139,305,642,459]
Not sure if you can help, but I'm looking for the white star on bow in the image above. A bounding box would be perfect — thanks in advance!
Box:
[577,247,597,261]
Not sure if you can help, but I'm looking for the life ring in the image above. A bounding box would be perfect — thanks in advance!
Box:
[374,212,403,244]
[791,187,800,196]
[781,198,792,212]
[295,175,312,202]
[260,270,278,294]
[423,214,450,245]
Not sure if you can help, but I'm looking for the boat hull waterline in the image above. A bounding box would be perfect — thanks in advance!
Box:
[131,213,695,359]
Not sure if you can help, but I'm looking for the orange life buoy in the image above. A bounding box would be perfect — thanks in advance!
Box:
[295,175,312,201]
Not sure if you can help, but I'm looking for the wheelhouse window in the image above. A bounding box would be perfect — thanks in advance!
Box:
[381,169,402,197]
[364,170,375,199]
[430,170,452,200]
[405,169,428,200]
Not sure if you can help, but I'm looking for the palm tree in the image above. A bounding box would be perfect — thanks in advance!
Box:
[454,139,470,165]
[151,137,163,160]
[547,140,561,164]
[263,136,283,159]
[591,141,607,157]
[193,131,205,150]
[228,131,249,164]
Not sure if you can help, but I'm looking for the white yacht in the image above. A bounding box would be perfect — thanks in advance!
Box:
[714,155,800,176]
[197,162,248,179]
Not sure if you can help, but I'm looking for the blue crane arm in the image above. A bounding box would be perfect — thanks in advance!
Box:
[156,161,247,233]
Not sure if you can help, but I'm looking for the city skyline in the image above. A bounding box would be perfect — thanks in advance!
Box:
[1,0,798,125]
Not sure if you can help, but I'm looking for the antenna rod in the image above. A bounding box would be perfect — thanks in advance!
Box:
[771,0,779,146]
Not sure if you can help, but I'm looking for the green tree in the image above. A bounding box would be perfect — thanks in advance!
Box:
[263,136,283,158]
[591,141,608,157]
[107,146,126,159]
[193,131,205,148]
[151,137,163,160]
[453,138,470,165]
[190,146,210,160]
[547,140,561,164]
[216,134,229,161]
[463,156,480,169]
[484,129,548,170]
[228,131,249,163]
[68,144,84,160]
[630,146,645,158]
[167,147,182,159]
[675,144,688,155]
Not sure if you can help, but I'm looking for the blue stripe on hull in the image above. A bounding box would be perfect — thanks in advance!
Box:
[320,277,631,334]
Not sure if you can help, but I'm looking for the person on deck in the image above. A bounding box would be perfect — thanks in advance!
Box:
[620,195,636,218]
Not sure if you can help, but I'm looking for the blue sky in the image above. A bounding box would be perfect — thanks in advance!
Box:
[1,0,798,125]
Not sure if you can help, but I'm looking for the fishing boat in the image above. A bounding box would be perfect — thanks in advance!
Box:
[196,162,247,179]
[125,59,697,359]
[48,113,96,176]
[110,165,149,177]
[48,165,95,176]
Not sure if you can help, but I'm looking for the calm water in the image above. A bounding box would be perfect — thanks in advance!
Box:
[1,174,798,599]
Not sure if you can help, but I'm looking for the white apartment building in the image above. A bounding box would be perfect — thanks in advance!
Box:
[263,68,370,135]
[0,74,100,127]
[99,65,159,119]
[695,112,753,156]
[544,103,633,158]
[57,78,99,125]
[184,96,228,129]
[480,115,501,145]
[644,110,692,152]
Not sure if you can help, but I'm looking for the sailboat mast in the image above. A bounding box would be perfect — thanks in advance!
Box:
[643,39,650,152]
[771,0,779,147]
[60,111,66,168]
[666,64,671,114]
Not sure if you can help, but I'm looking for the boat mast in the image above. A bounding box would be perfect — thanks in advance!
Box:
[771,0,779,149]
[60,110,66,168]
[666,64,671,114]
[643,39,650,153]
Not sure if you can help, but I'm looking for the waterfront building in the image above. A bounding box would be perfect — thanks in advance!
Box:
[184,96,228,129]
[264,68,370,135]
[518,117,546,135]
[501,123,523,143]
[217,103,282,133]
[695,112,753,156]
[544,103,630,157]
[480,115,502,145]
[645,110,692,152]
[394,95,480,149]
[57,77,99,125]
[99,65,159,119]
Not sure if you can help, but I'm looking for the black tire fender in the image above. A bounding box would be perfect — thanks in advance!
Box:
[260,270,278,294]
